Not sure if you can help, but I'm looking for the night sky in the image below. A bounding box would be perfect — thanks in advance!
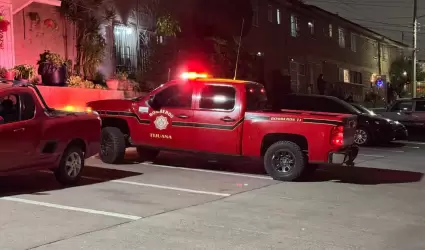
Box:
[306,0,425,58]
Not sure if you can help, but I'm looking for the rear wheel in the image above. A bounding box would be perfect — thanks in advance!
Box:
[264,141,306,181]
[100,127,126,164]
[136,147,160,162]
[354,127,371,146]
[54,146,85,185]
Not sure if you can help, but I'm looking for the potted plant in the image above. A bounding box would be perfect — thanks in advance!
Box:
[14,64,35,82]
[4,68,16,81]
[106,71,127,90]
[37,50,67,86]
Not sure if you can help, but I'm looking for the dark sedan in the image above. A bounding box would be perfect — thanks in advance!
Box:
[349,102,408,143]
[279,94,408,146]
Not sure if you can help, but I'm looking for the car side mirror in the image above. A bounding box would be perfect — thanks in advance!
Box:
[0,116,4,125]
[147,95,160,110]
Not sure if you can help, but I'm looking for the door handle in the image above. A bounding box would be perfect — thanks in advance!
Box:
[176,114,190,119]
[220,117,235,122]
[13,128,25,132]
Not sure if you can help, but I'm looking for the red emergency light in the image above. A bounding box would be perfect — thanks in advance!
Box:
[180,72,209,80]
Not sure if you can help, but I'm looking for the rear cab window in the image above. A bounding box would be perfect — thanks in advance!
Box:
[199,85,236,111]
[245,83,267,111]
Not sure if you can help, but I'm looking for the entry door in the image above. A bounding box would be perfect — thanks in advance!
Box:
[192,84,244,155]
[144,83,195,150]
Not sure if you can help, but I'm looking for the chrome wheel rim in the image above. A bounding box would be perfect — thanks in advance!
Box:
[65,152,82,178]
[354,129,367,145]
[271,150,296,173]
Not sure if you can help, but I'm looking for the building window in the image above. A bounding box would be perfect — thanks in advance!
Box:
[338,27,345,48]
[308,21,314,35]
[329,24,333,37]
[350,71,362,84]
[268,5,273,22]
[277,9,281,24]
[252,0,259,27]
[350,33,356,52]
[290,15,299,37]
[339,68,350,83]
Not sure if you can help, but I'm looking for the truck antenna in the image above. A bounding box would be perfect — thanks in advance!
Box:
[233,18,245,80]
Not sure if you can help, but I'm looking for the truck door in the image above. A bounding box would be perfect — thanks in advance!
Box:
[0,92,35,171]
[192,83,244,155]
[143,82,195,150]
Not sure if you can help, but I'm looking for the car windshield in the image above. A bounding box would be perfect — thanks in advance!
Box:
[334,98,362,115]
[351,103,377,116]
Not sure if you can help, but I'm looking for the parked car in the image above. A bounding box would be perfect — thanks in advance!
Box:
[279,94,405,146]
[380,97,425,128]
[350,102,408,141]
[87,72,359,182]
[0,81,101,185]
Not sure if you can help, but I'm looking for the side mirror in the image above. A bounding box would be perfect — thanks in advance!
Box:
[147,95,160,110]
[0,116,4,125]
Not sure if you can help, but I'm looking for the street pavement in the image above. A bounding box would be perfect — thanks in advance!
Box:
[1,143,425,250]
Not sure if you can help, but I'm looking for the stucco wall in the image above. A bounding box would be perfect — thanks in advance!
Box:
[13,2,75,68]
[0,0,14,68]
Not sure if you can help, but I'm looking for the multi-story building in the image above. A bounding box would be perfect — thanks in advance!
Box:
[244,0,409,102]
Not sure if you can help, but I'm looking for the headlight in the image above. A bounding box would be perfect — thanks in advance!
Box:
[394,121,400,125]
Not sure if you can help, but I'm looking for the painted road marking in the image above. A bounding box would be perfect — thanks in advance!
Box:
[145,163,274,180]
[0,197,141,220]
[365,148,405,153]
[111,180,231,197]
[39,171,231,196]
[358,154,385,158]
[403,146,420,149]
[397,140,425,145]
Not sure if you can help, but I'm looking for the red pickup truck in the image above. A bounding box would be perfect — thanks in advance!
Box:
[87,73,358,181]
[0,82,101,185]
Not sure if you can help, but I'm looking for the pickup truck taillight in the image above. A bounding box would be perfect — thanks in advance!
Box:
[330,125,344,146]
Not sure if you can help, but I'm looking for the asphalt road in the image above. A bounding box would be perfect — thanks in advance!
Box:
[1,143,425,250]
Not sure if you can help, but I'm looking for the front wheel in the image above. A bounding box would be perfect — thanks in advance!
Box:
[264,141,306,181]
[54,146,85,185]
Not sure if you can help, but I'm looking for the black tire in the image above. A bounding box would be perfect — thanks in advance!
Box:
[354,127,371,146]
[136,147,160,162]
[54,146,85,185]
[100,127,126,164]
[264,141,306,181]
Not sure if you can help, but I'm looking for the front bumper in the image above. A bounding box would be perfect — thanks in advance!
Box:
[328,145,359,165]
[394,125,408,140]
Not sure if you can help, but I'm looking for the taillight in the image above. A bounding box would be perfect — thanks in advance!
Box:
[330,125,344,146]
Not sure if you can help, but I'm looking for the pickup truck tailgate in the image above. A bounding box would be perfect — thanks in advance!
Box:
[343,115,357,145]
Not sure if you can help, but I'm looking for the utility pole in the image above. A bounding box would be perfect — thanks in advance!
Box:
[413,0,418,97]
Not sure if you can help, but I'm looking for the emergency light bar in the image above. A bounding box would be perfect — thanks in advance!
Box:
[180,72,209,79]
